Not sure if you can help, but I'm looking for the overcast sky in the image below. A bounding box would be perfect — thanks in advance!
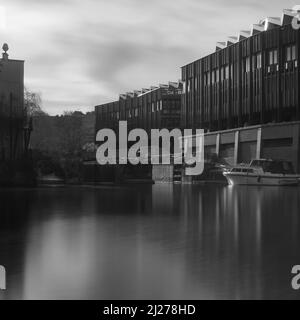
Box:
[0,0,297,115]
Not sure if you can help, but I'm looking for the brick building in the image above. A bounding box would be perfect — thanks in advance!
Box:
[0,44,25,161]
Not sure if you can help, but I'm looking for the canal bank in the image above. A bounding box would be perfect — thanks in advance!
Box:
[82,121,300,185]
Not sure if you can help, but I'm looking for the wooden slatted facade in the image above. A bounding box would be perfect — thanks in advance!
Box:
[181,17,300,132]
[95,83,182,135]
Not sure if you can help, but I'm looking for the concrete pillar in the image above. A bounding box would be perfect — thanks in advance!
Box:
[256,128,262,159]
[234,131,240,165]
[216,133,221,157]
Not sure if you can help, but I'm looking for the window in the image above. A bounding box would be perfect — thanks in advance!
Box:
[286,46,291,61]
[252,55,256,69]
[292,45,296,60]
[232,168,242,173]
[225,65,229,79]
[268,49,278,65]
[269,51,273,65]
[274,50,278,64]
[152,103,155,112]
[286,44,297,61]
[257,53,262,69]
[204,72,210,86]
[182,81,186,94]
[187,79,191,92]
[252,53,262,70]
[242,169,254,173]
[212,71,215,84]
[245,57,251,72]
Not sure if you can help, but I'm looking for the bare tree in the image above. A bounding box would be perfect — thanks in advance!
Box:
[24,88,47,116]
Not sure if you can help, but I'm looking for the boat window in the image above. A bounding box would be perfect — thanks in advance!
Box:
[232,168,242,173]
[250,160,258,167]
[250,160,295,174]
[282,161,295,174]
[242,169,254,173]
[250,160,265,167]
[263,161,294,174]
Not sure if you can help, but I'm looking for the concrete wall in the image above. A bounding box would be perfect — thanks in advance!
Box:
[204,122,300,173]
[152,164,173,183]
[152,122,300,184]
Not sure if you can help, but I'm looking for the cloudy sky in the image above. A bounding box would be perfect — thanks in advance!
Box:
[0,0,297,114]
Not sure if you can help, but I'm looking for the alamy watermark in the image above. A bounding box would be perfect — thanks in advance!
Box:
[0,265,6,290]
[96,121,204,176]
[292,265,300,290]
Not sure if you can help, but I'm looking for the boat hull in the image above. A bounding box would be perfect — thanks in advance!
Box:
[223,173,300,186]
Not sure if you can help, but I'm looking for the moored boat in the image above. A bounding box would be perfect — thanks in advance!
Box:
[223,159,300,186]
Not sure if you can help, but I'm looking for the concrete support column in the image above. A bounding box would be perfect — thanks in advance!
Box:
[234,131,240,165]
[216,133,221,157]
[256,128,262,159]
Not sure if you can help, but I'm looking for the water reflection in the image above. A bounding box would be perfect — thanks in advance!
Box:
[0,185,300,299]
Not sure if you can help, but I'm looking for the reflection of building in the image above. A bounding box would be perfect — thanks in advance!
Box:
[181,9,300,132]
[0,44,25,161]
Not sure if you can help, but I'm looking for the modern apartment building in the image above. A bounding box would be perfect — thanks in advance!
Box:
[181,9,300,132]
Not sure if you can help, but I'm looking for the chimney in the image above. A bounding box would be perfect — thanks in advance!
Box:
[2,43,9,60]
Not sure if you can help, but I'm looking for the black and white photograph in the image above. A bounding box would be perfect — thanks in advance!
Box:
[1,0,300,310]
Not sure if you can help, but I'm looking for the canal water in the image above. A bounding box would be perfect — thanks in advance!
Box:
[0,184,300,300]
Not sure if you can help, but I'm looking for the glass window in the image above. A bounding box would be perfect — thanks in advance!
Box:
[257,53,262,69]
[269,51,273,65]
[252,55,257,70]
[245,57,251,72]
[225,65,229,79]
[286,46,291,61]
[273,50,278,64]
[292,45,296,60]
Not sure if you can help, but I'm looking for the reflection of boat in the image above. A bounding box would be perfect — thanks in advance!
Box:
[223,159,300,186]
